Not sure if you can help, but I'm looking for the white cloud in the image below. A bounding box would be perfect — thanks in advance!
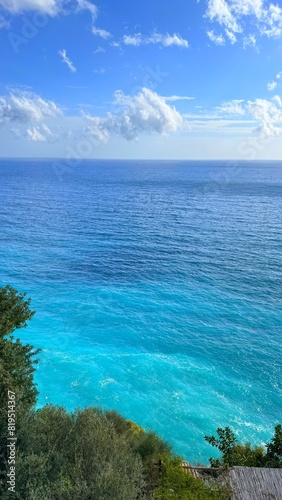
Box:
[206,0,241,33]
[267,81,277,91]
[207,30,226,44]
[272,94,282,106]
[205,0,282,45]
[243,33,257,48]
[92,26,111,39]
[123,32,189,48]
[85,88,183,142]
[266,71,282,91]
[215,95,282,137]
[247,97,282,137]
[151,33,189,47]
[217,99,245,115]
[26,126,46,141]
[0,0,59,15]
[232,0,263,17]
[260,3,282,38]
[123,34,142,46]
[226,29,237,43]
[163,95,195,102]
[0,90,62,142]
[76,0,97,19]
[26,124,54,141]
[58,49,76,73]
[0,90,61,123]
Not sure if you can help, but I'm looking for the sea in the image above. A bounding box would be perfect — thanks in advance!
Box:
[0,159,281,464]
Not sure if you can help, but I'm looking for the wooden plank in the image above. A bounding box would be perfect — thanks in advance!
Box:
[225,467,282,500]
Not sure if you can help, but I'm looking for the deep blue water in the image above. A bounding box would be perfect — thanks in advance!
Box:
[0,159,281,463]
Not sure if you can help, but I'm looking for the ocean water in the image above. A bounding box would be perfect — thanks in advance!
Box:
[0,159,281,463]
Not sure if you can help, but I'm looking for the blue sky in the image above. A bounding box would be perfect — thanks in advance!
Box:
[1,0,282,159]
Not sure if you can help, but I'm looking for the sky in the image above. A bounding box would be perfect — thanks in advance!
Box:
[1,0,282,159]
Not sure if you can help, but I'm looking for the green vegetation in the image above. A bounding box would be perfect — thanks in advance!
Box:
[153,458,229,500]
[205,425,282,468]
[0,285,281,499]
[0,286,40,494]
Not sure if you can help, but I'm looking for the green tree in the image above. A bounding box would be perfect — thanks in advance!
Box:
[266,424,282,467]
[205,427,266,467]
[14,405,145,500]
[0,286,39,495]
[205,427,237,467]
[0,285,35,339]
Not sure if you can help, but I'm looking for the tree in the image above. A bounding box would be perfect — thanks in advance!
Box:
[0,286,39,495]
[14,405,145,500]
[205,426,282,468]
[0,285,35,339]
[205,427,237,467]
[205,427,266,467]
[266,424,282,467]
[0,285,39,411]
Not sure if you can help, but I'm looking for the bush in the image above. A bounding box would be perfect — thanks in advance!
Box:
[14,405,144,499]
[153,458,229,500]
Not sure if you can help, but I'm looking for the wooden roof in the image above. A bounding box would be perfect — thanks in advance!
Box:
[227,466,282,500]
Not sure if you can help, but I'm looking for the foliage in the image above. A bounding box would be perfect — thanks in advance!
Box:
[106,409,172,496]
[153,458,229,500]
[13,405,144,500]
[265,424,282,467]
[0,285,39,412]
[0,285,35,339]
[205,426,282,468]
[0,286,39,495]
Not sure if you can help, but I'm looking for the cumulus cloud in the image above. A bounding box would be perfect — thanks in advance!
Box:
[247,97,282,137]
[0,90,62,141]
[205,0,282,45]
[85,88,183,142]
[214,95,282,137]
[0,0,60,14]
[0,90,61,123]
[58,49,76,73]
[123,32,189,48]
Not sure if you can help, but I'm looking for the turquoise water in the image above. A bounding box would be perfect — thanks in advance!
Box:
[0,159,281,463]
